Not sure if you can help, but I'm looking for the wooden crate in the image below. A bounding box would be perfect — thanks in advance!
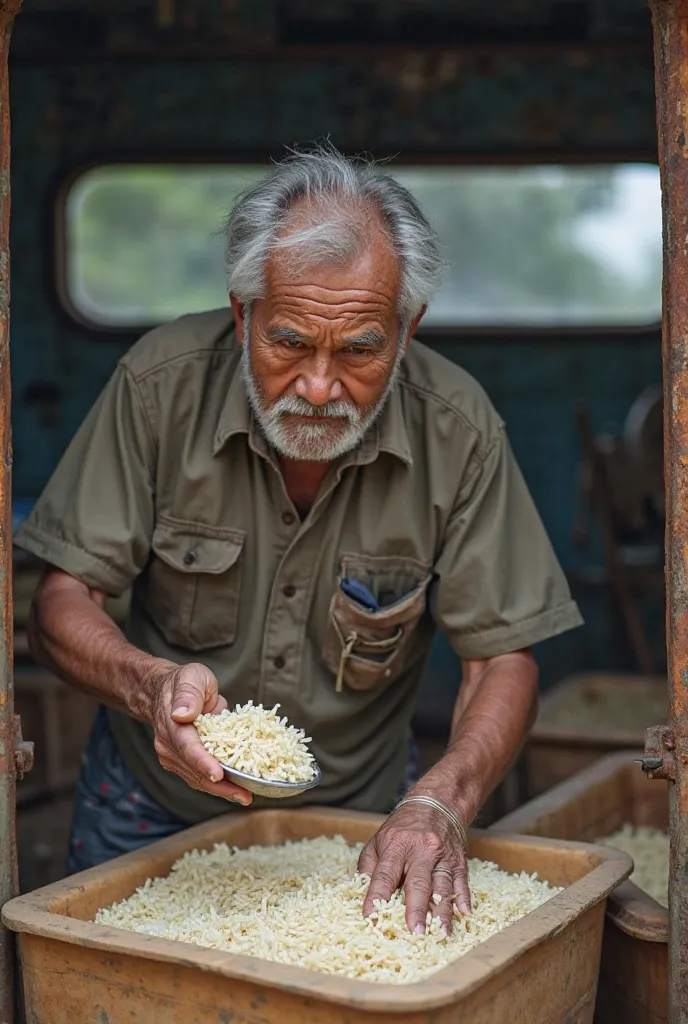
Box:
[526,672,667,797]
[491,751,668,1024]
[3,808,630,1023]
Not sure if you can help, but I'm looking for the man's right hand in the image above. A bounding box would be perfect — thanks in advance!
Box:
[150,662,253,805]
[27,568,253,805]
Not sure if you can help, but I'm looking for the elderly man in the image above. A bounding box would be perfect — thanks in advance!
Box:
[17,146,581,934]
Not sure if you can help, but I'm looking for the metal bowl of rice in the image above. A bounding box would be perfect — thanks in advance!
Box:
[220,760,322,799]
[196,701,322,799]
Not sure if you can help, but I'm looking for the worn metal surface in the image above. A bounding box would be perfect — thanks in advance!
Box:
[8,0,653,58]
[12,718,32,784]
[0,3,21,1021]
[638,724,676,781]
[649,1,688,1019]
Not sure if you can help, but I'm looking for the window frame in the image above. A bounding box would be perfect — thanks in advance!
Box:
[52,151,662,339]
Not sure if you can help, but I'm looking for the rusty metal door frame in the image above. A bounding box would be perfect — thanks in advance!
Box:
[644,3,688,1022]
[0,3,26,1022]
[0,2,17,1019]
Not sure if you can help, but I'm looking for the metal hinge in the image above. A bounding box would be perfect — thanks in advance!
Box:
[13,715,33,781]
[635,724,676,782]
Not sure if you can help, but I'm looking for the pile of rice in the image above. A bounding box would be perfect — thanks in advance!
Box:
[96,835,561,984]
[195,702,316,783]
[598,824,669,907]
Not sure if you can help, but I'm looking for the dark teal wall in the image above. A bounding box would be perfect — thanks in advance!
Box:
[8,50,663,693]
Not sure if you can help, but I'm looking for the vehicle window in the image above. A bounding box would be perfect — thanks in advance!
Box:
[61,162,661,330]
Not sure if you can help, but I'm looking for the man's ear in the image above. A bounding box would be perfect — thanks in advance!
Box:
[402,306,426,352]
[230,294,246,343]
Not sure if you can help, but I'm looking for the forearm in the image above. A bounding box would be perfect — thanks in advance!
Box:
[27,579,172,724]
[411,651,538,823]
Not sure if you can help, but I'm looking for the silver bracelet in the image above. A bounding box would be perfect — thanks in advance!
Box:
[393,794,469,854]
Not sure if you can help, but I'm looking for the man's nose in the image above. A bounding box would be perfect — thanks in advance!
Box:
[294,352,343,405]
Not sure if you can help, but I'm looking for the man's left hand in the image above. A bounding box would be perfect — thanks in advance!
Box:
[357,802,470,935]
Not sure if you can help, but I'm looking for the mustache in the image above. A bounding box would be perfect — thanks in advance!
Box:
[271,395,361,423]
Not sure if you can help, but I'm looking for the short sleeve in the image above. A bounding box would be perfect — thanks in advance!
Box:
[14,363,156,596]
[431,428,583,659]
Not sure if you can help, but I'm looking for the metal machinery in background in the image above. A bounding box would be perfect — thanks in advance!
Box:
[573,385,665,674]
[624,385,664,513]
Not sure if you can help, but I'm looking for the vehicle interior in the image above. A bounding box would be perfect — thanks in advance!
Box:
[6,0,665,895]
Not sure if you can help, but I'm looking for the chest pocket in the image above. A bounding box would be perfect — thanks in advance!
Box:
[323,553,432,693]
[144,519,245,651]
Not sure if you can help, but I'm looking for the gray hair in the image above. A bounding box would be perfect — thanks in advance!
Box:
[225,144,443,323]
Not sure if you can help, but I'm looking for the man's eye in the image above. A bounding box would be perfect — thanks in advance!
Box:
[282,339,304,350]
[342,345,370,356]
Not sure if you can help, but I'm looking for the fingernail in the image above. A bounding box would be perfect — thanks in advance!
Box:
[231,794,251,806]
[413,924,425,935]
[458,902,470,915]
[207,772,221,783]
[173,706,189,716]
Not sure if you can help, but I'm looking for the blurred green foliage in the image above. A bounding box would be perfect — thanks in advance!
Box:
[66,163,662,328]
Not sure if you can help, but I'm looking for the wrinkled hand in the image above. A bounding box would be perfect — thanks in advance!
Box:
[358,804,470,934]
[150,662,252,806]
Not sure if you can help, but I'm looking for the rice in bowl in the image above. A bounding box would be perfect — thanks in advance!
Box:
[195,701,316,783]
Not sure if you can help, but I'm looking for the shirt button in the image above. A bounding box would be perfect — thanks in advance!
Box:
[183,551,197,566]
[274,655,286,670]
[283,584,296,598]
[282,511,295,526]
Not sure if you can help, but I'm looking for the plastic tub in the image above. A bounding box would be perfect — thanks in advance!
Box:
[3,807,630,1023]
[492,751,668,1024]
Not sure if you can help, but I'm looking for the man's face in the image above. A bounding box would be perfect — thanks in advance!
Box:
[233,227,410,462]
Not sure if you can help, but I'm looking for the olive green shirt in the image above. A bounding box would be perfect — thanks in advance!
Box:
[15,308,582,823]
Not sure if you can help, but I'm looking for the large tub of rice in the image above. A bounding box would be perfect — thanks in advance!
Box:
[491,751,669,1024]
[3,808,630,1024]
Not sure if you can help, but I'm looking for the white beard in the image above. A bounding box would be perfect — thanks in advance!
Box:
[240,315,403,463]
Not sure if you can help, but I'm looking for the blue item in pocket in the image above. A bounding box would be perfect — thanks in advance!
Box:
[340,577,380,613]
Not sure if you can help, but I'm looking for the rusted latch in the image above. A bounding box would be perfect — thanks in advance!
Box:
[635,724,676,782]
[13,714,33,781]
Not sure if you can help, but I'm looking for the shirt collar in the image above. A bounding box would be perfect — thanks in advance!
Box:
[355,382,413,467]
[213,357,265,456]
[213,357,413,468]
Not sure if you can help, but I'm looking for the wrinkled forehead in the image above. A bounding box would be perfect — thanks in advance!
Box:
[264,202,402,318]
